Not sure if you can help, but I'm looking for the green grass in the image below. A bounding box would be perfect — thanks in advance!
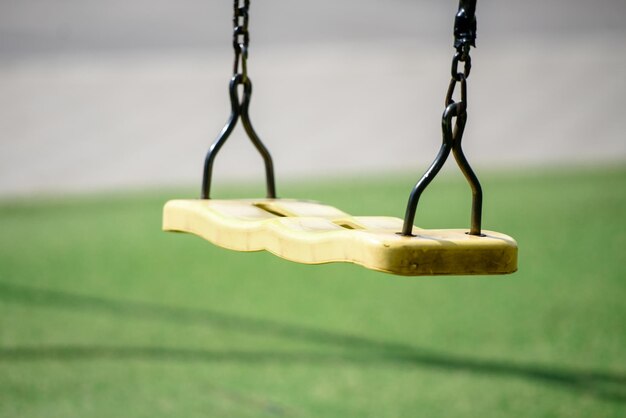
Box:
[0,167,625,418]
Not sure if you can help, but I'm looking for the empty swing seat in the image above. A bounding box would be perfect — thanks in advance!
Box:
[163,199,517,276]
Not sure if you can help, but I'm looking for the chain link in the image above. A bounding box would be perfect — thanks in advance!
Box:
[232,0,251,81]
[447,1,476,110]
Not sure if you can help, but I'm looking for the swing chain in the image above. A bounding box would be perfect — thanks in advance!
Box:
[401,0,482,237]
[449,0,477,102]
[232,0,250,81]
[201,0,277,200]
[447,49,469,109]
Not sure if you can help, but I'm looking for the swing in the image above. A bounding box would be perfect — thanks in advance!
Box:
[163,0,518,276]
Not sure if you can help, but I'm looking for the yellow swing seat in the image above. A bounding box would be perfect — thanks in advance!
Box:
[163,198,517,276]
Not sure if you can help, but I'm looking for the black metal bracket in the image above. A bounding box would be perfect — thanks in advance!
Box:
[454,0,477,50]
[201,74,277,199]
[401,101,482,237]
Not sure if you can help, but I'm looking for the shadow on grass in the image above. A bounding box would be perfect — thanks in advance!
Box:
[0,281,624,403]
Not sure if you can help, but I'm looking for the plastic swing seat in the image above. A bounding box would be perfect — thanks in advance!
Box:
[162,0,518,277]
[163,199,517,276]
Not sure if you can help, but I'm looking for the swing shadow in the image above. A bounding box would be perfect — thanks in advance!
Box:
[0,281,624,403]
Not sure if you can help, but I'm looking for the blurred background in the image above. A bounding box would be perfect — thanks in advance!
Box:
[1,0,624,195]
[1,2,625,417]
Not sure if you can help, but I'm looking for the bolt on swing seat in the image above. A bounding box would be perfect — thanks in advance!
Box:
[163,0,518,276]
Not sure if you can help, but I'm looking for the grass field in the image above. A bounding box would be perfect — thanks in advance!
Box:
[0,167,625,417]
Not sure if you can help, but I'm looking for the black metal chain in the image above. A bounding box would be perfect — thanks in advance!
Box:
[201,0,277,199]
[401,0,483,237]
[445,0,476,128]
[454,0,477,50]
[232,0,250,81]
[448,0,476,107]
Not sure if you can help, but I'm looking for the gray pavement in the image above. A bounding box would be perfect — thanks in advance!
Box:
[0,0,625,196]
